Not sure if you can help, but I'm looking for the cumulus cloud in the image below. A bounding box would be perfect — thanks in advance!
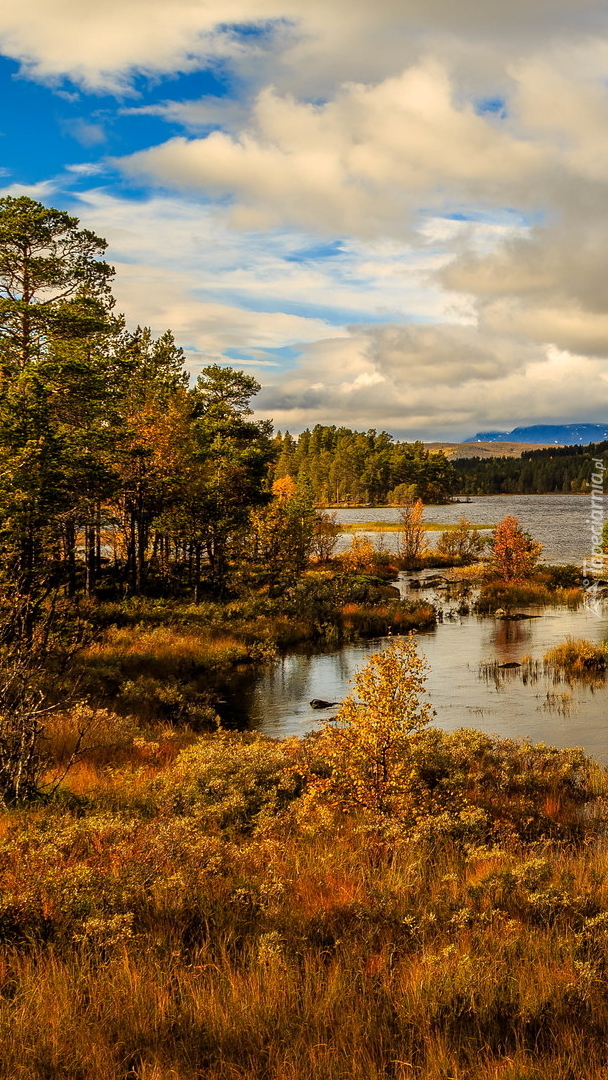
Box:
[257,327,608,439]
[118,63,547,238]
[2,0,608,92]
[5,2,608,436]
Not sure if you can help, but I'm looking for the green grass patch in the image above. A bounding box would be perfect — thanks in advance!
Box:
[340,520,493,533]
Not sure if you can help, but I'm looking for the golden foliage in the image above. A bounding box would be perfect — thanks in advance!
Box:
[340,535,377,572]
[398,498,427,561]
[271,474,298,501]
[301,636,433,820]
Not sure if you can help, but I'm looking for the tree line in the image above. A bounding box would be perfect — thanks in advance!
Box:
[272,426,457,505]
[454,441,608,494]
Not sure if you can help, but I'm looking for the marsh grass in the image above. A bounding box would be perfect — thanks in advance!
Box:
[545,638,608,676]
[0,724,605,1077]
[480,646,608,693]
[477,581,583,612]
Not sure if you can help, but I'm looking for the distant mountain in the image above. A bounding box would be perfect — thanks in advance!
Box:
[464,424,608,445]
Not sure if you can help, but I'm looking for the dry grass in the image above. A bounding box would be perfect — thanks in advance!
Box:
[545,637,608,676]
[82,625,252,676]
[3,826,608,1078]
[0,724,603,1076]
[477,580,583,612]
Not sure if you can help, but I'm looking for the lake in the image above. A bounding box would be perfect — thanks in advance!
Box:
[222,491,608,760]
[335,494,598,565]
[228,596,608,761]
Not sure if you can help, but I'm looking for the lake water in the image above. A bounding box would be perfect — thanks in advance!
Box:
[224,491,608,760]
[230,595,608,761]
[335,494,597,565]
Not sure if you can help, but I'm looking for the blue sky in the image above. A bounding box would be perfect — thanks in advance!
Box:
[2,1,608,438]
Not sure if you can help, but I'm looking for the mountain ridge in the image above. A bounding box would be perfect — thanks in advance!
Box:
[464,424,608,445]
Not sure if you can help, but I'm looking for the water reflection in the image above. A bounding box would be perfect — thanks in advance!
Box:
[223,596,608,762]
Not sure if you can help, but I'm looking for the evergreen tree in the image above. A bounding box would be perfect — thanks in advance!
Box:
[0,197,116,601]
[189,366,276,593]
[0,196,113,372]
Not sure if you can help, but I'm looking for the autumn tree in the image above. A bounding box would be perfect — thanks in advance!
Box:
[489,515,543,581]
[250,475,316,574]
[398,498,427,564]
[436,515,486,563]
[109,326,190,594]
[190,365,275,593]
[301,637,433,820]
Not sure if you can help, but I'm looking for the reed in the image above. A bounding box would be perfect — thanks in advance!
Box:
[544,637,608,675]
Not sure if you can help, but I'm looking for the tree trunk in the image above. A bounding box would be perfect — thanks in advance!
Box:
[193,543,202,604]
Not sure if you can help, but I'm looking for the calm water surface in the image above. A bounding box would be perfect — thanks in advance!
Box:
[335,494,595,564]
[226,576,608,761]
[223,495,608,759]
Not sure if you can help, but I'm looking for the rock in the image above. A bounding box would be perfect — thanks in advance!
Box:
[310,699,340,709]
[497,613,541,620]
[377,584,401,599]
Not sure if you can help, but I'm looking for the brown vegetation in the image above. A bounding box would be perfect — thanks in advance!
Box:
[0,642,603,1077]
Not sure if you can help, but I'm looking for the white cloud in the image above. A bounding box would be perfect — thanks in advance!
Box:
[65,187,462,333]
[118,64,545,238]
[61,118,105,146]
[121,98,249,135]
[2,0,608,92]
[256,328,608,439]
[5,3,608,436]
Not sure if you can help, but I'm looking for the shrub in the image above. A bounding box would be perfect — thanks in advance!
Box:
[545,638,608,676]
[300,637,433,823]
[488,516,543,582]
[148,732,302,830]
[435,516,486,563]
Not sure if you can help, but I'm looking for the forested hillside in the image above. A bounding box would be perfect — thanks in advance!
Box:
[272,426,457,504]
[455,441,608,494]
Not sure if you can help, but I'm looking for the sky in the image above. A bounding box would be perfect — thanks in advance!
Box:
[2,2,608,439]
